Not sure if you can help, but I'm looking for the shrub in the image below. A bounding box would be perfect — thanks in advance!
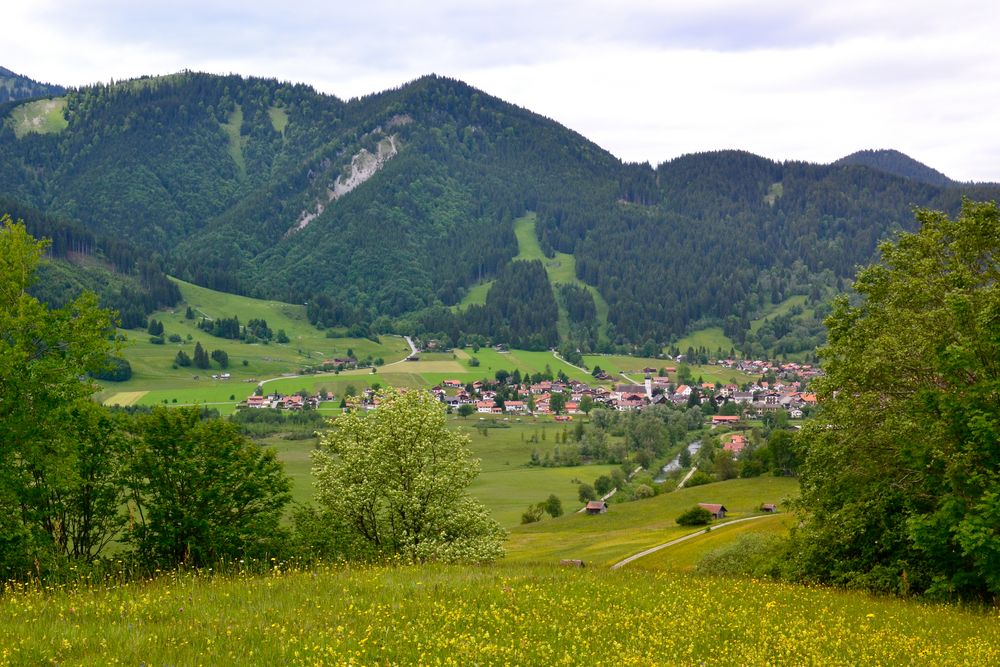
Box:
[521,504,543,524]
[633,484,654,499]
[684,471,714,488]
[696,533,789,578]
[676,506,713,526]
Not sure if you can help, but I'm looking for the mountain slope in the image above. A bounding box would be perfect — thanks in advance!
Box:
[0,66,65,102]
[835,148,953,186]
[1,70,998,352]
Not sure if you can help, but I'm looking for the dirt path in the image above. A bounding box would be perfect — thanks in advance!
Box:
[609,514,779,570]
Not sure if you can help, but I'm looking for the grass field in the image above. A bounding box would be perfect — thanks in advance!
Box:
[453,280,493,309]
[581,354,757,386]
[3,561,997,665]
[268,105,289,135]
[221,104,247,178]
[749,294,810,333]
[267,419,619,528]
[505,476,798,566]
[632,512,797,571]
[95,278,410,408]
[675,326,736,355]
[8,97,68,138]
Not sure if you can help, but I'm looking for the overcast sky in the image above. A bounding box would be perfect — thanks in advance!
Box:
[7,0,1000,181]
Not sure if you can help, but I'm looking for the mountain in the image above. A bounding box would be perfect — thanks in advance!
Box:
[0,197,180,328]
[834,149,953,186]
[0,66,65,103]
[1,69,998,354]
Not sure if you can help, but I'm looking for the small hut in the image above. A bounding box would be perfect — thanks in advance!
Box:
[585,500,608,515]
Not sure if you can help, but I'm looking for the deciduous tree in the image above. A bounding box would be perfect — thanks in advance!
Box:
[313,389,505,563]
[793,201,1000,600]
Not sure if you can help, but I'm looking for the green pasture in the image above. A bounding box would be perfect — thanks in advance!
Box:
[268,105,289,135]
[4,561,998,665]
[687,364,758,385]
[505,476,799,566]
[631,511,797,571]
[9,97,68,138]
[750,294,810,333]
[96,278,409,403]
[582,354,673,378]
[221,105,247,178]
[454,280,493,309]
[268,419,619,529]
[675,326,736,355]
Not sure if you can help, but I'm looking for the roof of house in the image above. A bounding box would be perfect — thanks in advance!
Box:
[697,503,727,513]
[586,500,607,510]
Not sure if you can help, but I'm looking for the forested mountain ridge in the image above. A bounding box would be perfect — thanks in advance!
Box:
[0,66,65,102]
[0,197,180,328]
[834,148,954,187]
[1,67,998,352]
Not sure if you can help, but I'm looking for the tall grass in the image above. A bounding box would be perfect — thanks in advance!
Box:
[2,561,996,665]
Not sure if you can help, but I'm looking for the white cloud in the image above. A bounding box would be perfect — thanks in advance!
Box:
[5,1,1000,180]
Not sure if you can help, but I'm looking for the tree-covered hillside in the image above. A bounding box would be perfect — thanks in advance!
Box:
[835,149,953,186]
[0,66,65,103]
[1,68,998,351]
[0,197,179,327]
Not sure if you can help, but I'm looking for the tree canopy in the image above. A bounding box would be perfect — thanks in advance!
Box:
[313,389,505,563]
[792,200,1000,600]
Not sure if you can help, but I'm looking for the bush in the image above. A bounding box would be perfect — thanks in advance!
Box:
[696,533,789,578]
[676,506,713,526]
[594,474,614,495]
[684,471,714,488]
[521,504,543,524]
[632,484,654,499]
[578,483,597,503]
[543,494,563,518]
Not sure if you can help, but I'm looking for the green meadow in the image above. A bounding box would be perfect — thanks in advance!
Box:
[749,294,810,333]
[4,561,997,666]
[633,511,797,572]
[96,278,410,408]
[675,326,736,354]
[505,476,799,566]
[8,97,68,138]
[264,419,618,529]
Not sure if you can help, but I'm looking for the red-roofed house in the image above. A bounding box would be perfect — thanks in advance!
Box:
[723,434,747,455]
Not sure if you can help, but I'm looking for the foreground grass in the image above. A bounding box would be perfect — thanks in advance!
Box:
[2,562,997,666]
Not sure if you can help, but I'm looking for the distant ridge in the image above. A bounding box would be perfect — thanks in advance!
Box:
[835,149,953,187]
[0,66,66,103]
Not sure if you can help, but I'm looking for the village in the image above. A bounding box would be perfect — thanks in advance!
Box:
[237,352,821,428]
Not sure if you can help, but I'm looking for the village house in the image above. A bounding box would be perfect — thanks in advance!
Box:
[585,500,608,515]
[723,434,747,455]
